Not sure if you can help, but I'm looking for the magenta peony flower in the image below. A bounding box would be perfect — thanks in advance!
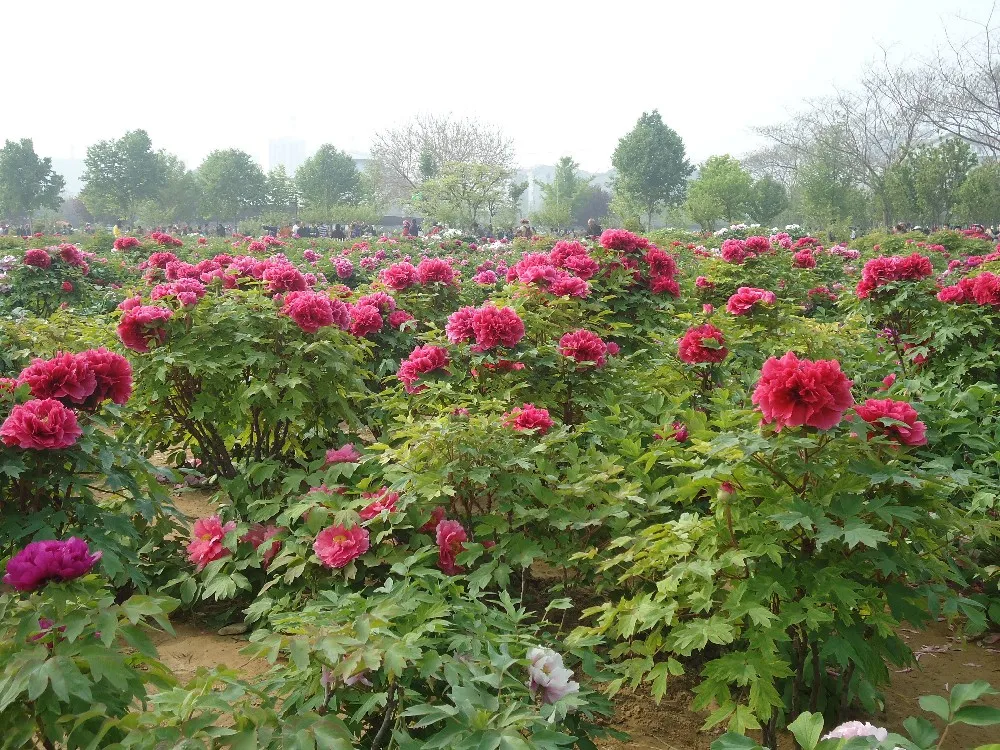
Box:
[348,303,384,337]
[281,290,348,334]
[599,228,650,253]
[380,262,418,290]
[726,287,777,316]
[325,443,361,464]
[446,306,476,344]
[559,329,608,368]
[241,524,283,568]
[436,519,468,575]
[78,348,133,408]
[398,345,450,393]
[314,524,369,568]
[19,352,97,405]
[419,506,447,533]
[416,257,457,285]
[262,262,307,293]
[471,305,524,351]
[972,272,1000,306]
[1,399,82,449]
[186,516,236,571]
[355,292,396,314]
[117,305,173,353]
[473,270,498,284]
[793,249,817,268]
[359,488,399,520]
[503,403,554,435]
[23,248,52,268]
[388,310,415,329]
[3,537,102,591]
[678,324,728,364]
[752,352,853,431]
[854,398,927,446]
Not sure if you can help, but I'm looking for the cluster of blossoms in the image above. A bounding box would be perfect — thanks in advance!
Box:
[1,349,133,451]
[113,236,141,251]
[599,230,680,296]
[151,277,206,308]
[398,345,450,393]
[150,231,183,247]
[855,398,927,446]
[21,245,91,275]
[719,236,773,265]
[768,232,794,249]
[446,303,525,351]
[3,537,102,591]
[117,297,174,352]
[726,287,777,316]
[526,646,580,704]
[505,249,591,298]
[678,324,728,364]
[381,257,460,290]
[936,271,1000,307]
[186,516,285,570]
[558,329,608,368]
[855,254,934,298]
[502,403,554,435]
[280,290,351,334]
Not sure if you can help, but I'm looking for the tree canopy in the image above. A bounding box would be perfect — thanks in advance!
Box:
[81,130,165,222]
[0,139,65,223]
[197,149,266,224]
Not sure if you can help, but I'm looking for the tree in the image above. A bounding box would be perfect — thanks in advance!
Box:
[911,138,977,225]
[533,156,593,229]
[198,149,266,225]
[689,155,753,224]
[371,114,515,203]
[611,110,693,230]
[156,152,204,224]
[80,130,166,223]
[684,180,724,231]
[421,162,515,229]
[264,166,298,217]
[749,176,789,225]
[798,143,871,230]
[956,162,1000,226]
[295,145,360,220]
[572,186,612,226]
[0,139,65,226]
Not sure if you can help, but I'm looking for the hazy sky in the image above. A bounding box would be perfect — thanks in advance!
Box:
[2,0,992,173]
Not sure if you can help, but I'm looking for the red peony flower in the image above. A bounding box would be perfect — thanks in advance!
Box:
[972,272,1000,306]
[314,524,369,568]
[117,305,173,353]
[726,287,777,316]
[502,403,554,434]
[854,398,927,446]
[752,352,853,431]
[388,310,415,329]
[241,524,283,568]
[559,329,608,368]
[436,519,468,575]
[23,249,52,268]
[78,348,132,408]
[419,506,447,533]
[19,352,97,405]
[793,249,817,269]
[678,324,728,364]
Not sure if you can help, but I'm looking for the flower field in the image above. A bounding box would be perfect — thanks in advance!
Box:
[3,224,1000,749]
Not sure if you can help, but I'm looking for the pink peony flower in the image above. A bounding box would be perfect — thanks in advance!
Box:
[446,306,476,344]
[19,352,97,405]
[117,305,173,353]
[726,287,777,316]
[416,257,456,285]
[678,324,728,364]
[23,249,52,268]
[314,524,369,568]
[281,290,349,333]
[436,519,468,575]
[473,270,498,284]
[559,329,608,368]
[398,345,450,393]
[419,506,447,533]
[752,352,853,431]
[3,537,102,591]
[241,524,283,568]
[186,516,236,571]
[471,304,524,351]
[348,303,384,337]
[388,310,415,329]
[599,228,650,253]
[380,262,418,290]
[1,399,82,449]
[792,249,816,268]
[854,398,927,446]
[503,403,554,434]
[359,488,399,520]
[822,721,888,742]
[325,443,361,464]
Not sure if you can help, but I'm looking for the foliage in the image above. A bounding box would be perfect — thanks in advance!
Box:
[0,139,65,223]
[197,148,267,223]
[80,130,166,223]
[295,145,361,219]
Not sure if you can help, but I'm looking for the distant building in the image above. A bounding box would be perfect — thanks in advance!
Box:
[268,138,307,174]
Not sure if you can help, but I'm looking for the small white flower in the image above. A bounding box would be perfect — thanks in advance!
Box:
[526,646,580,704]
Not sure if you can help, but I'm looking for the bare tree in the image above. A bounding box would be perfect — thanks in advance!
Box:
[922,6,1000,157]
[370,114,515,203]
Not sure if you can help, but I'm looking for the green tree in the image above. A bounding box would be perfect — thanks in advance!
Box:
[611,110,693,230]
[956,162,1000,226]
[80,130,165,223]
[295,145,360,221]
[0,139,65,226]
[198,149,266,225]
[418,147,438,181]
[689,155,753,224]
[532,156,593,230]
[421,162,514,228]
[265,166,298,217]
[156,152,204,224]
[748,176,789,225]
[799,145,869,230]
[912,138,977,225]
[684,179,724,231]
[572,185,612,226]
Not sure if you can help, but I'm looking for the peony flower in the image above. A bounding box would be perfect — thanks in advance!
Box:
[3,537,102,591]
[380,262,418,290]
[821,721,888,742]
[473,270,498,284]
[241,524,283,568]
[117,305,173,353]
[793,249,816,268]
[281,290,348,333]
[419,506,447,533]
[599,228,650,253]
[416,257,456,285]
[726,287,776,316]
[446,306,476,344]
[752,352,853,431]
[325,443,361,464]
[388,310,415,329]
[436,519,468,575]
[1,399,82,449]
[854,398,927,446]
[471,304,524,350]
[559,329,608,368]
[314,524,369,568]
[526,646,580,704]
[61,281,74,293]
[186,516,236,570]
[78,348,132,408]
[678,324,728,364]
[348,303,384,337]
[360,488,399,520]
[503,403,554,434]
[23,249,52,268]
[19,352,97,405]
[398,345,450,393]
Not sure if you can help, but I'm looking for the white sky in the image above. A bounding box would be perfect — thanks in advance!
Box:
[2,0,992,172]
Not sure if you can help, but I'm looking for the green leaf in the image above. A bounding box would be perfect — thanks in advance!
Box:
[950,681,999,711]
[953,705,1000,726]
[788,711,824,750]
[919,694,951,721]
[710,734,761,750]
[902,716,938,747]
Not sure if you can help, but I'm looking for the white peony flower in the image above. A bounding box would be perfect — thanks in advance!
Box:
[822,720,888,741]
[526,646,580,704]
